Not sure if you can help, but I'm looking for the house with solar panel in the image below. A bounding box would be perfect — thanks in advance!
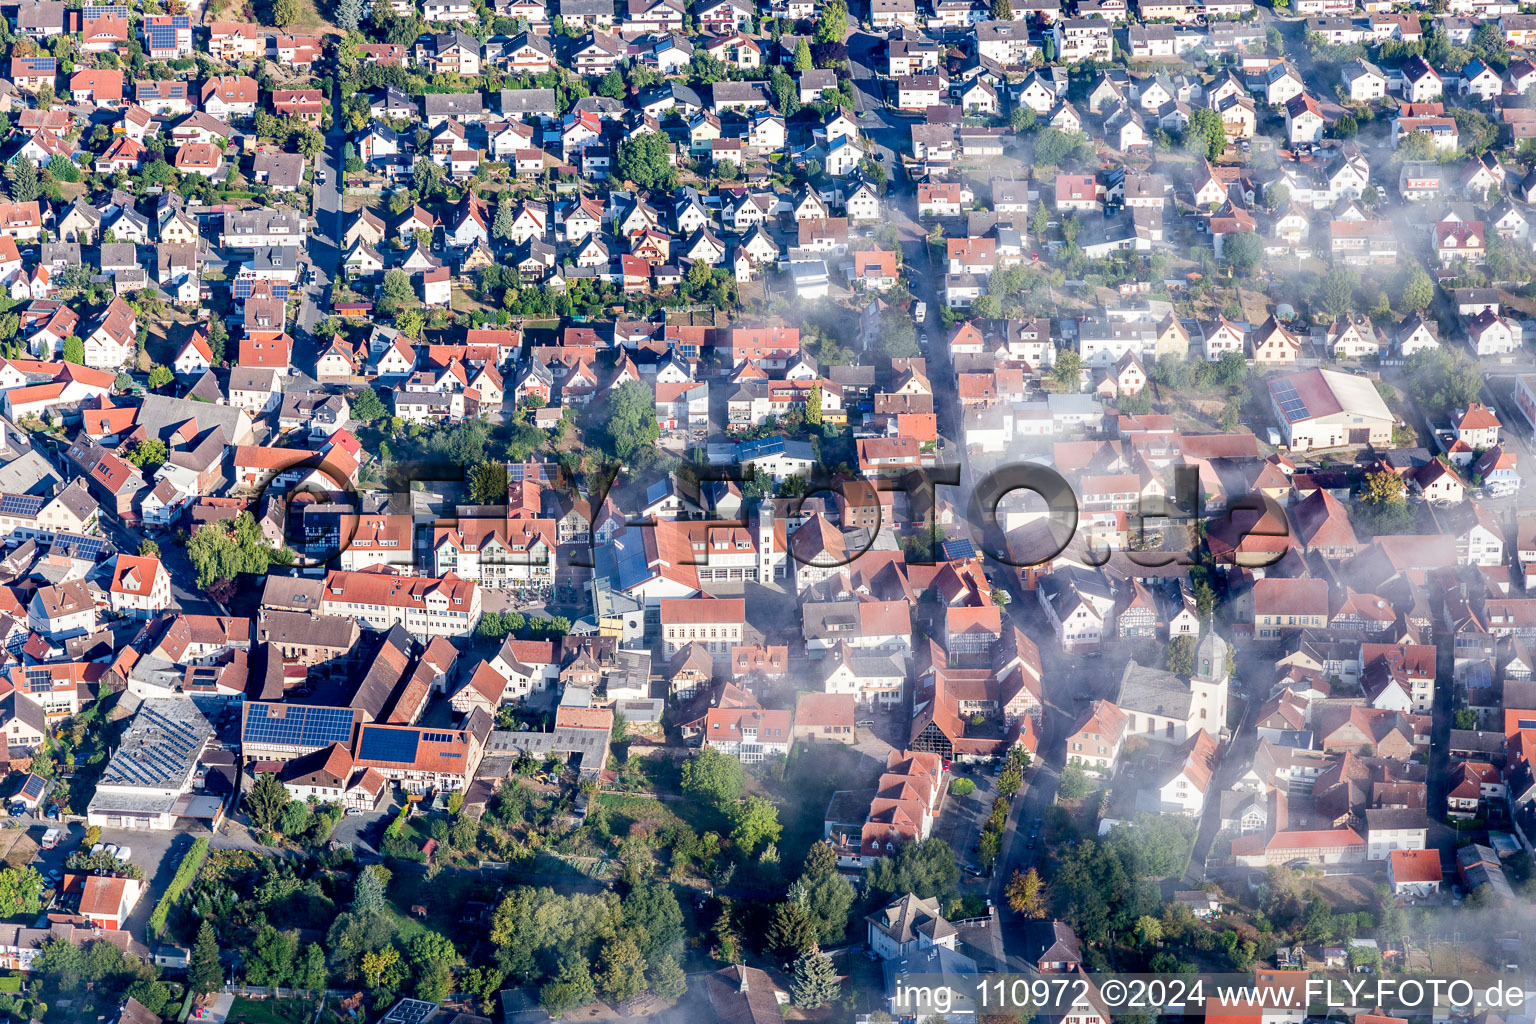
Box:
[353,712,493,792]
[1267,368,1395,453]
[141,15,191,58]
[241,701,365,762]
[9,772,45,811]
[86,697,221,830]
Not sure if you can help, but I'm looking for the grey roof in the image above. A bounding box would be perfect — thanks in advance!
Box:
[0,450,61,496]
[261,574,326,612]
[14,1,66,30]
[139,394,254,447]
[500,87,559,115]
[0,692,44,738]
[424,92,485,117]
[1114,660,1194,722]
[223,206,304,238]
[253,150,305,189]
[867,893,956,946]
[95,697,214,791]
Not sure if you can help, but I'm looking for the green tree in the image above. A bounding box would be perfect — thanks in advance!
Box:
[813,0,847,43]
[877,304,918,359]
[594,380,660,461]
[6,160,40,204]
[380,268,415,314]
[998,765,1023,798]
[1005,868,1047,917]
[790,951,840,1009]
[61,336,84,365]
[991,0,1013,17]
[1052,349,1082,389]
[615,132,676,190]
[293,942,328,995]
[124,978,172,1016]
[1222,232,1263,276]
[1454,708,1479,730]
[1318,268,1358,318]
[866,837,959,899]
[468,460,509,504]
[793,37,813,71]
[0,866,42,918]
[540,955,596,1017]
[186,511,283,593]
[1058,762,1091,800]
[1166,634,1197,675]
[766,901,818,964]
[597,70,625,99]
[729,796,781,855]
[1355,468,1415,534]
[792,843,856,945]
[1032,128,1084,167]
[350,386,387,424]
[408,933,460,1003]
[190,920,223,996]
[1404,346,1483,418]
[681,748,745,804]
[336,0,365,29]
[146,364,174,390]
[805,383,823,426]
[621,881,685,960]
[596,937,648,1003]
[1135,915,1164,946]
[1185,108,1227,162]
[1397,130,1436,161]
[126,438,168,470]
[245,925,298,986]
[138,538,160,556]
[245,772,290,832]
[279,799,311,837]
[1398,267,1434,312]
[271,0,300,24]
[493,201,516,242]
[647,954,687,1000]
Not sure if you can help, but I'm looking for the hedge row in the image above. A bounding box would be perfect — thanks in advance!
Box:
[147,837,209,941]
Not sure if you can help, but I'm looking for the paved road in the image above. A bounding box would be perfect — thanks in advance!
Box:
[295,108,347,371]
[101,509,224,616]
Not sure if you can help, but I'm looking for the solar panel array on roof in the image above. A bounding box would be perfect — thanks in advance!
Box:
[102,700,210,788]
[21,58,56,70]
[51,533,111,561]
[243,703,356,749]
[82,5,130,17]
[382,999,438,1024]
[233,279,291,301]
[1272,380,1308,423]
[24,668,50,693]
[19,775,44,799]
[941,538,976,561]
[148,24,180,49]
[0,494,44,518]
[358,725,420,764]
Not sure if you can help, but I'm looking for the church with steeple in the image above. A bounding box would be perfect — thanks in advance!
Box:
[1112,630,1231,744]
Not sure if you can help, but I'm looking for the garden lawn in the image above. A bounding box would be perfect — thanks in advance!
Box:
[225,996,316,1024]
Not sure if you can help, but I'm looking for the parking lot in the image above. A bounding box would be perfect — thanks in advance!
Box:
[328,793,405,855]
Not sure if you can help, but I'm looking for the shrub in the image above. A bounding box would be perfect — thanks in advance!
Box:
[148,837,209,941]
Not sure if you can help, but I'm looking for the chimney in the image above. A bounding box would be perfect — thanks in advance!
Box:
[737,966,749,993]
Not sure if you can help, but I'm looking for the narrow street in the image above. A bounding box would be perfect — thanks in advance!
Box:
[295,95,348,372]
